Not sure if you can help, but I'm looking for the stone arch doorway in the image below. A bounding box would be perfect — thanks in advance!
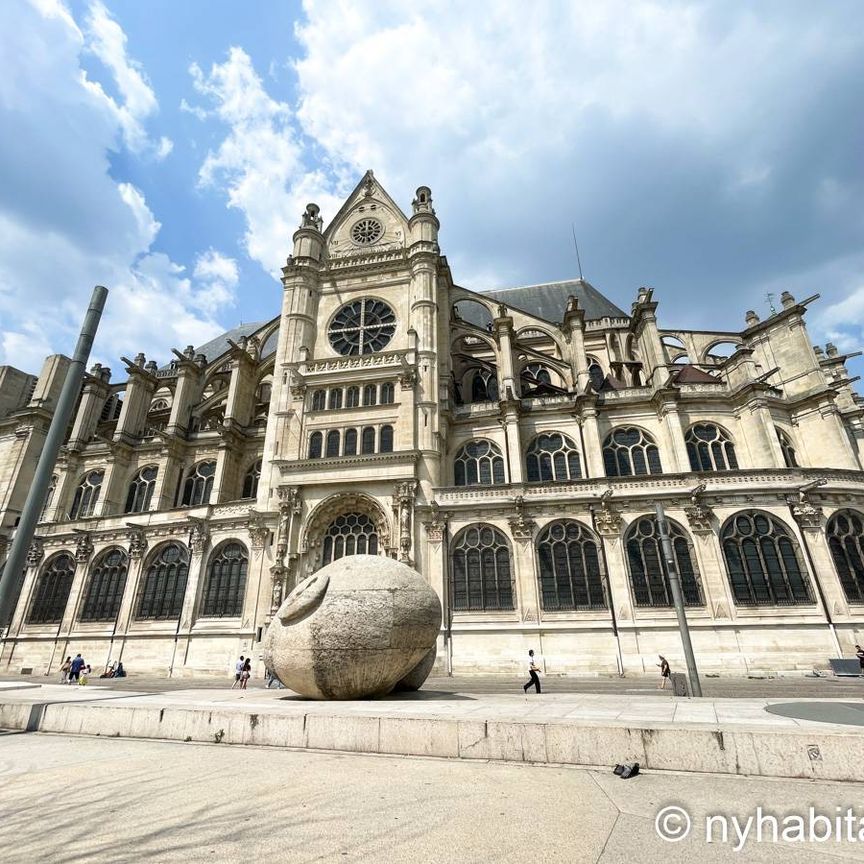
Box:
[302,492,392,572]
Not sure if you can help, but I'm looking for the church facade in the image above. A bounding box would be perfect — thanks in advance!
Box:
[1,171,863,679]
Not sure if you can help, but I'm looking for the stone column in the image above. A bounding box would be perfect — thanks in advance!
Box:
[499,405,524,484]
[578,403,604,478]
[3,539,44,640]
[508,499,539,624]
[422,505,449,673]
[166,349,205,437]
[562,297,589,391]
[67,364,112,451]
[114,528,148,639]
[178,519,210,629]
[114,356,159,444]
[657,398,691,473]
[492,309,518,399]
[57,532,95,633]
[630,288,666,387]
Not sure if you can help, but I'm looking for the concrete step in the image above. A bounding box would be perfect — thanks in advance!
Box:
[1,688,862,782]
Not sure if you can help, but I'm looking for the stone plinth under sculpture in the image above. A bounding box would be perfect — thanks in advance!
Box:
[263,555,441,699]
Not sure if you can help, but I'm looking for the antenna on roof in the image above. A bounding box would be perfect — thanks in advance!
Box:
[571,223,584,281]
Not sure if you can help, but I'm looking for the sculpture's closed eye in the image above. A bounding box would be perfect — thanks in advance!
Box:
[277,572,330,624]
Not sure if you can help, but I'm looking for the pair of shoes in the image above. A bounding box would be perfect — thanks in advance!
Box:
[613,762,640,779]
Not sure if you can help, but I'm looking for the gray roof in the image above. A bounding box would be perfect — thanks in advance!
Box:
[158,321,266,371]
[473,279,629,324]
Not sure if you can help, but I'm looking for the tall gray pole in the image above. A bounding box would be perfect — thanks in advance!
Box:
[655,501,703,697]
[0,286,108,633]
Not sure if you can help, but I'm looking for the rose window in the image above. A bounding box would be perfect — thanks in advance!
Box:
[328,298,396,356]
[350,218,384,246]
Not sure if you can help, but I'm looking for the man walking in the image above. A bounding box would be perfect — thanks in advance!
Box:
[856,644,864,677]
[522,649,542,694]
[68,654,85,684]
[231,655,245,689]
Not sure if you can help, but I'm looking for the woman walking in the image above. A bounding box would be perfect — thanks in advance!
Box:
[59,656,72,684]
[240,657,252,690]
[657,655,671,689]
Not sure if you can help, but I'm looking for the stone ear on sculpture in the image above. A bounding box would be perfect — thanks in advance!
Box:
[277,572,330,624]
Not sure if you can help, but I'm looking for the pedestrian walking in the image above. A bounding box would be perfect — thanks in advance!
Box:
[240,657,251,690]
[231,655,245,689]
[657,655,671,689]
[522,649,542,694]
[59,656,72,684]
[68,654,85,684]
[856,644,864,677]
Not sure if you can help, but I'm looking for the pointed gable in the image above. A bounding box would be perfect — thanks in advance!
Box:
[671,364,721,384]
[323,170,411,257]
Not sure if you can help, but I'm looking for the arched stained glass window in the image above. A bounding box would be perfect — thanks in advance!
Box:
[80,548,128,622]
[201,541,248,618]
[125,466,158,513]
[346,386,360,408]
[525,433,582,482]
[361,426,376,454]
[309,431,323,459]
[686,424,738,472]
[136,543,189,620]
[344,428,358,456]
[776,428,798,468]
[450,525,514,611]
[536,521,606,611]
[827,510,864,603]
[380,382,395,404]
[242,459,261,499]
[181,461,215,507]
[27,553,75,624]
[521,363,554,396]
[587,359,605,390]
[70,470,104,519]
[721,511,813,606]
[326,430,341,458]
[380,425,394,453]
[626,516,703,607]
[311,390,326,411]
[328,389,343,410]
[362,384,377,407]
[603,427,662,477]
[322,513,379,565]
[470,369,499,402]
[454,440,505,486]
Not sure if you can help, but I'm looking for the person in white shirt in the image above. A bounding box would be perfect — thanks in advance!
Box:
[523,649,542,694]
[231,655,244,689]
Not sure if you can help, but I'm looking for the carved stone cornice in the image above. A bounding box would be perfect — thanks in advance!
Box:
[507,496,537,541]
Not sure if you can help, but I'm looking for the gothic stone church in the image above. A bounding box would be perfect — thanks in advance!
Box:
[1,172,863,679]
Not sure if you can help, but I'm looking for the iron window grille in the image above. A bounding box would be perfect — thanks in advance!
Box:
[537,521,607,611]
[603,427,662,477]
[200,541,248,618]
[454,440,505,486]
[80,548,128,622]
[27,553,75,625]
[686,423,738,472]
[450,525,514,611]
[525,433,582,482]
[827,509,864,603]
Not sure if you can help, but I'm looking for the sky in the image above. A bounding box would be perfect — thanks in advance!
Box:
[1,0,863,381]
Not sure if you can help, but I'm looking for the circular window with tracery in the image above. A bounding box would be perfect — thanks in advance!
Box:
[328,298,396,356]
[350,218,384,246]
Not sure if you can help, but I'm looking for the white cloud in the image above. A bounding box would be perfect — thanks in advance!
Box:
[0,1,229,373]
[82,0,172,159]
[187,47,343,274]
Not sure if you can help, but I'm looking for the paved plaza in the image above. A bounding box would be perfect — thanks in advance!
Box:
[0,732,862,863]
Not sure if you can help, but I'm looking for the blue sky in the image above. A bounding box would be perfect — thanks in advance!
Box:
[1,0,863,382]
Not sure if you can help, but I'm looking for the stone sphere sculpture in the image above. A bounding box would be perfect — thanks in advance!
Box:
[263,555,442,699]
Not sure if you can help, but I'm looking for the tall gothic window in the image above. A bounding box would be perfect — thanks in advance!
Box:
[380,382,395,404]
[603,427,662,477]
[328,389,343,410]
[80,548,128,622]
[311,390,326,411]
[135,543,189,620]
[322,513,379,565]
[625,516,703,607]
[201,541,248,618]
[470,369,499,402]
[181,461,215,507]
[827,510,864,603]
[721,511,813,606]
[242,459,261,499]
[346,386,360,408]
[454,440,505,486]
[380,425,394,452]
[521,363,554,396]
[27,553,75,624]
[525,433,582,482]
[361,426,376,454]
[125,466,158,513]
[686,424,738,472]
[363,384,377,407]
[309,431,323,459]
[69,470,104,519]
[344,428,358,456]
[536,521,606,611]
[450,525,514,611]
[40,475,58,522]
[776,428,798,468]
[326,430,341,458]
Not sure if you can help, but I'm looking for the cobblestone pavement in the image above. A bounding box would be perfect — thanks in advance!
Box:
[0,733,862,863]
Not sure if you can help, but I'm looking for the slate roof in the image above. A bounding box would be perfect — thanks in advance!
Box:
[671,365,722,385]
[462,279,629,326]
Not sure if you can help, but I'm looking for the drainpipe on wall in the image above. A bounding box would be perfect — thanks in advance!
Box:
[589,504,624,676]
